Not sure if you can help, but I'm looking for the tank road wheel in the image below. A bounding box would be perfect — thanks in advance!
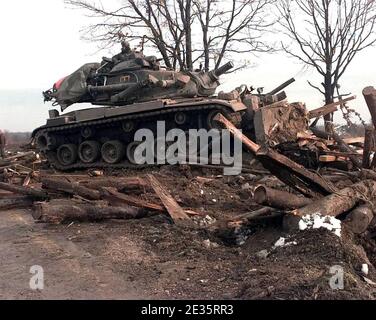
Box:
[101,140,125,164]
[57,144,78,166]
[78,141,101,163]
[35,132,57,152]
[174,112,187,125]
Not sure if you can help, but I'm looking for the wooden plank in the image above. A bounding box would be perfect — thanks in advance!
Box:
[319,155,337,162]
[146,174,190,223]
[308,96,356,119]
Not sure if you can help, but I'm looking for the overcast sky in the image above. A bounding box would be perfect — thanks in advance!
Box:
[0,0,376,131]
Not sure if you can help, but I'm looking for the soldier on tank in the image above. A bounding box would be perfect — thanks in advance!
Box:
[112,41,132,64]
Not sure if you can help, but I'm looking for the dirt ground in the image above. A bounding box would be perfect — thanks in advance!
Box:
[2,164,376,300]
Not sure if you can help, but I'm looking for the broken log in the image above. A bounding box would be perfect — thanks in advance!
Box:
[0,182,48,200]
[33,200,147,224]
[41,177,101,200]
[363,87,376,129]
[291,180,376,218]
[363,126,376,169]
[80,177,149,192]
[0,196,33,211]
[344,205,374,234]
[100,187,165,212]
[254,186,312,210]
[214,113,336,198]
[146,174,190,223]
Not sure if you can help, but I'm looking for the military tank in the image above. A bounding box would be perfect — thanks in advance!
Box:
[33,43,290,170]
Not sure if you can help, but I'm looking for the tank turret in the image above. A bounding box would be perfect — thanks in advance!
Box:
[43,47,234,111]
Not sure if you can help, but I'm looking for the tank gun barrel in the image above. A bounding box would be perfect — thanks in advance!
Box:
[212,62,234,79]
[268,78,295,95]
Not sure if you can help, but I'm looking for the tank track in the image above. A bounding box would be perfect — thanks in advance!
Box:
[34,104,242,171]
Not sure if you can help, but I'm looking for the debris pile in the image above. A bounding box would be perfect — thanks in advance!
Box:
[1,86,376,239]
[0,150,42,185]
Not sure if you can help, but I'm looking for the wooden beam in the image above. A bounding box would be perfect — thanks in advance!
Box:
[308,96,356,119]
[146,174,190,223]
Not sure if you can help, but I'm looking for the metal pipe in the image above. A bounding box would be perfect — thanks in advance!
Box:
[268,78,296,95]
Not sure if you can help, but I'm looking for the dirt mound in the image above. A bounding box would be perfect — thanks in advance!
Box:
[239,228,376,300]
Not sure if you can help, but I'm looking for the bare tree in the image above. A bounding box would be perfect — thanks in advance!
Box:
[278,0,376,127]
[65,0,274,71]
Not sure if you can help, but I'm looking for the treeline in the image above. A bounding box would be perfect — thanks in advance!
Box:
[4,132,31,145]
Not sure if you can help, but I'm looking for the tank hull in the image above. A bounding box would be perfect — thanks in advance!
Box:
[33,99,246,171]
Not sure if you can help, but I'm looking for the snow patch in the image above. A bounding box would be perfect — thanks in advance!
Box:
[273,237,297,248]
[299,213,341,237]
[362,264,369,276]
